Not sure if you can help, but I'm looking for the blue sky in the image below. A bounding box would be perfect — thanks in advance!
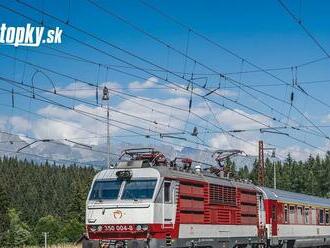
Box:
[0,0,330,161]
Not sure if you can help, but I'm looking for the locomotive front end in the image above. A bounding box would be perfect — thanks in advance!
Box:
[85,167,161,248]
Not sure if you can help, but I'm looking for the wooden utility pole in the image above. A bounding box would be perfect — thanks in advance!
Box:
[258,140,265,186]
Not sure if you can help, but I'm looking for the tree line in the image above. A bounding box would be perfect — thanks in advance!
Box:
[0,152,330,247]
[0,156,96,247]
[228,152,330,198]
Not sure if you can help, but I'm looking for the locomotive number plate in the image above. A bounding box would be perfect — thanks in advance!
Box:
[103,224,134,232]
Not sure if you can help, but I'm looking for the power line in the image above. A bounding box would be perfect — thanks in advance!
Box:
[139,0,329,80]
[84,0,319,131]
[29,45,329,78]
[0,2,326,151]
[1,47,262,150]
[277,0,330,58]
[2,48,325,152]
[137,0,330,130]
[68,0,329,140]
[0,78,223,153]
[0,45,319,145]
[23,46,330,89]
[18,44,320,139]
[0,129,119,157]
[4,76,326,154]
[9,0,308,130]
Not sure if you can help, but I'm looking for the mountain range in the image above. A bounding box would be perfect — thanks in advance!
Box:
[0,132,260,170]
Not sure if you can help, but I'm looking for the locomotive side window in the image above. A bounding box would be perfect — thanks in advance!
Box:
[305,208,309,224]
[289,206,295,224]
[311,208,316,224]
[272,205,276,220]
[284,205,288,223]
[297,206,303,224]
[90,180,122,200]
[326,210,329,224]
[320,209,324,224]
[121,179,157,200]
[164,181,171,203]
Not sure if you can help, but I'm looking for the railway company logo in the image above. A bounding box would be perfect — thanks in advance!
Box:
[0,23,63,47]
[113,210,123,219]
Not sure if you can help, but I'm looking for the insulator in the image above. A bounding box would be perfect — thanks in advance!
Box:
[102,86,109,100]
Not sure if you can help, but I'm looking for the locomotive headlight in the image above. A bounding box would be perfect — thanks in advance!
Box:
[90,225,97,232]
[142,224,149,231]
[136,225,142,231]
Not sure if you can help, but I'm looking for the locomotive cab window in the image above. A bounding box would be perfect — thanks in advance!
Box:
[121,179,157,200]
[89,180,122,200]
[320,209,324,224]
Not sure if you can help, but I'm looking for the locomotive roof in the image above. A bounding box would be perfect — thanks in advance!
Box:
[259,187,330,208]
[95,164,330,208]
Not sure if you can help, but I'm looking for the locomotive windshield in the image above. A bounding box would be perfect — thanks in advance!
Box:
[121,179,157,200]
[89,178,158,201]
[89,180,122,200]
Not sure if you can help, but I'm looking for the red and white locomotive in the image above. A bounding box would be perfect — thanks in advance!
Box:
[84,148,330,248]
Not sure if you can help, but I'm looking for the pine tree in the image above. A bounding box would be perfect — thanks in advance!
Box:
[0,184,9,246]
[2,209,31,247]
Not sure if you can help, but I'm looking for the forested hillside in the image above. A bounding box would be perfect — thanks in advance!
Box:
[0,153,329,247]
[0,157,96,247]
[233,152,330,198]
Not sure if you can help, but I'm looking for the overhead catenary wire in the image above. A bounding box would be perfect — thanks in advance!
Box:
[0,49,326,153]
[25,45,330,78]
[0,78,223,153]
[1,44,323,143]
[24,0,329,141]
[277,0,330,58]
[3,76,275,154]
[1,46,261,149]
[139,0,330,85]
[1,49,324,152]
[1,76,325,154]
[136,0,330,131]
[2,2,326,153]
[9,0,320,135]
[24,45,330,89]
[85,0,327,134]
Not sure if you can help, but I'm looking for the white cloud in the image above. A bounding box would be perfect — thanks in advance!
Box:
[128,77,158,90]
[214,108,272,130]
[277,146,319,161]
[210,133,258,155]
[0,116,32,132]
[0,117,6,129]
[8,116,31,132]
[31,96,193,145]
[54,81,121,98]
[322,114,330,124]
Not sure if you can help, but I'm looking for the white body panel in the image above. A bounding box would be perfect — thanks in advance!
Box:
[87,203,177,225]
[87,203,155,224]
[277,224,330,237]
[178,224,258,238]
